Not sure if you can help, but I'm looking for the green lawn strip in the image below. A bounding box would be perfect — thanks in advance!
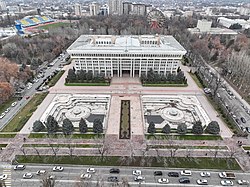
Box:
[143,83,188,87]
[1,93,48,132]
[0,144,8,148]
[189,73,204,88]
[148,145,227,150]
[22,144,101,148]
[65,82,110,86]
[0,97,17,114]
[0,133,16,138]
[47,70,65,87]
[36,22,71,30]
[146,134,222,140]
[28,133,103,139]
[242,146,250,151]
[16,155,241,170]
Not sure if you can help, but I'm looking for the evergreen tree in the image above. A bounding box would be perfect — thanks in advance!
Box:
[162,123,171,134]
[79,118,88,133]
[93,118,103,133]
[206,121,220,134]
[32,120,45,132]
[45,115,59,134]
[62,118,74,135]
[177,123,187,134]
[192,121,203,134]
[147,121,156,134]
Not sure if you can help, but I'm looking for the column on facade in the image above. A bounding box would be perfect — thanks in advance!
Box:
[145,58,149,76]
[130,58,133,77]
[164,59,167,76]
[139,58,142,77]
[132,59,135,77]
[98,58,101,74]
[104,58,107,77]
[85,58,88,72]
[91,58,94,76]
[158,59,161,74]
[119,58,122,77]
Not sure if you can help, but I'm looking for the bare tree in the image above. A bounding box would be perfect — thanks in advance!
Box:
[20,147,27,157]
[41,174,55,187]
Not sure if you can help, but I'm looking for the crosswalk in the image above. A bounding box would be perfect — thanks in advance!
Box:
[1,164,11,187]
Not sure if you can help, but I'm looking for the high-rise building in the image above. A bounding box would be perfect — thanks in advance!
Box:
[0,0,7,11]
[131,3,147,16]
[123,2,132,15]
[89,2,100,16]
[108,0,123,15]
[100,4,109,16]
[67,35,186,77]
[74,4,82,16]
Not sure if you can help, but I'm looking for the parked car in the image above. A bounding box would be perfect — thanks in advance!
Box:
[87,168,95,173]
[132,170,141,176]
[246,127,250,133]
[134,176,145,182]
[200,172,211,177]
[109,168,120,174]
[14,165,26,170]
[108,176,118,182]
[237,180,249,185]
[4,108,10,113]
[0,174,7,180]
[47,175,56,180]
[52,166,64,172]
[36,170,46,175]
[0,113,5,119]
[154,171,163,176]
[168,172,179,177]
[180,170,192,176]
[23,173,33,179]
[179,177,190,184]
[158,178,169,184]
[197,179,208,185]
[241,117,246,123]
[11,102,17,107]
[221,180,233,186]
[235,119,240,124]
[80,174,91,179]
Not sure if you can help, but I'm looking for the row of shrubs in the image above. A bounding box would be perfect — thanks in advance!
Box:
[147,121,220,135]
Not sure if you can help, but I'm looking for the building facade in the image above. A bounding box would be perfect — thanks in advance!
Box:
[89,2,100,16]
[0,0,6,11]
[108,0,123,15]
[67,35,186,77]
[74,4,82,16]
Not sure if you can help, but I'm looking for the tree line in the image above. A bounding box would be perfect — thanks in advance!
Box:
[141,68,187,85]
[33,115,103,135]
[65,69,111,84]
[147,121,220,135]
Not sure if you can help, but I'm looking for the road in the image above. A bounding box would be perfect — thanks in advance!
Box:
[0,53,68,130]
[1,164,250,187]
[199,66,250,131]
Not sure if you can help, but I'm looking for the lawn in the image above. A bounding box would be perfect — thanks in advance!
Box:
[36,22,71,30]
[0,133,16,138]
[22,144,101,148]
[1,93,48,132]
[16,155,241,170]
[0,97,17,114]
[47,70,65,87]
[119,100,130,139]
[242,146,250,151]
[28,133,104,139]
[146,134,222,140]
[0,144,8,148]
[189,72,204,88]
[143,83,188,87]
[148,145,228,150]
[65,82,110,86]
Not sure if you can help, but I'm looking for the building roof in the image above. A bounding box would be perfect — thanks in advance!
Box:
[67,35,187,54]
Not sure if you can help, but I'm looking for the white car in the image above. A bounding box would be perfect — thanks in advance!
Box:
[0,113,5,119]
[87,168,95,173]
[158,178,169,184]
[197,179,208,185]
[23,173,33,179]
[132,170,142,176]
[200,172,211,177]
[80,174,91,179]
[47,175,56,180]
[0,174,7,180]
[53,166,64,172]
[180,170,192,176]
[11,102,17,107]
[134,176,145,182]
[4,108,10,113]
[36,170,46,175]
[221,180,233,186]
[238,180,249,185]
[14,165,26,170]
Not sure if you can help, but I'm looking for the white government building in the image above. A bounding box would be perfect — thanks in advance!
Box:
[67,35,186,77]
